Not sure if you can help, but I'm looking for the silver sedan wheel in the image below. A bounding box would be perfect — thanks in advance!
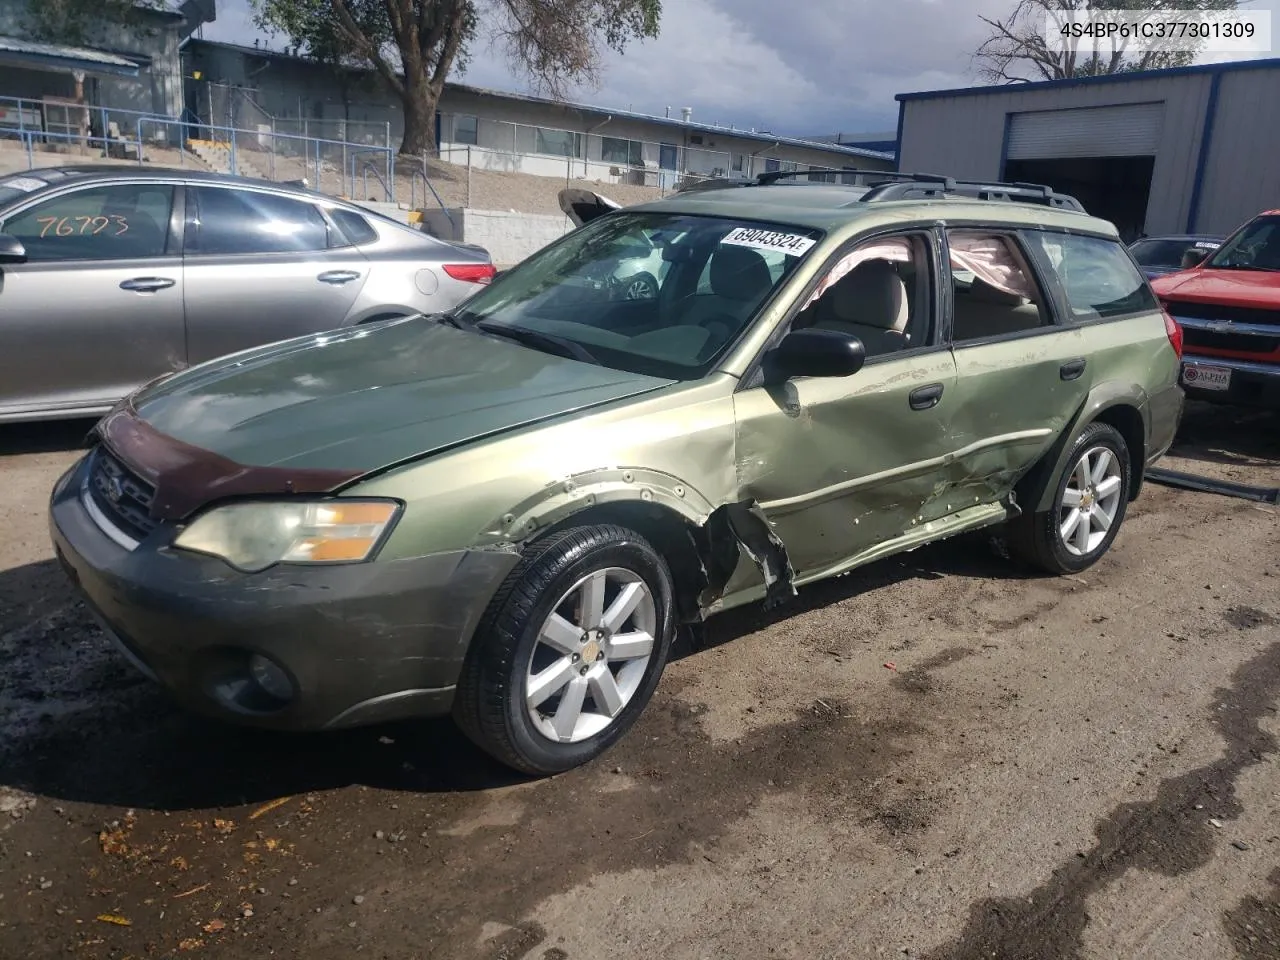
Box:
[623,276,656,300]
[1059,445,1124,557]
[524,567,657,744]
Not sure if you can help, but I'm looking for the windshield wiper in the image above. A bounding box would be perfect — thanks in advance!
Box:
[433,311,475,330]
[1211,263,1280,273]
[476,321,601,365]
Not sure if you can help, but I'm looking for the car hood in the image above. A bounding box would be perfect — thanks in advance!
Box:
[559,187,622,226]
[129,316,675,472]
[1152,268,1280,307]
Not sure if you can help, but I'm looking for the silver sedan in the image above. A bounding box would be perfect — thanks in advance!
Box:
[0,166,494,423]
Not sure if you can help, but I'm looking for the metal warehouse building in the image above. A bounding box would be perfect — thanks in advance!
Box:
[894,58,1280,242]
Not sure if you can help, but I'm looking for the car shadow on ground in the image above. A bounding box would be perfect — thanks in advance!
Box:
[1167,401,1280,469]
[0,533,1028,814]
[0,418,98,456]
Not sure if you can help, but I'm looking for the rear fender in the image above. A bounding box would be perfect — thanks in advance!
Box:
[1021,380,1152,515]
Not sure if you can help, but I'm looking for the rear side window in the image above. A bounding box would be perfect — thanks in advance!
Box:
[189,186,330,255]
[1030,232,1157,321]
[947,231,1051,342]
[328,207,380,246]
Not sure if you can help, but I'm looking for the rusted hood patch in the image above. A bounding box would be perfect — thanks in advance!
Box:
[97,405,363,522]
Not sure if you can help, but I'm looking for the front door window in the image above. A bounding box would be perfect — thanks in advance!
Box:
[3,183,174,262]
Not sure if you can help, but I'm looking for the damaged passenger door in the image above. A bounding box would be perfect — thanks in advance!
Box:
[733,229,959,581]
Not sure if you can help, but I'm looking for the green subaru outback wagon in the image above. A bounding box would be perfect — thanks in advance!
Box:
[49,173,1185,775]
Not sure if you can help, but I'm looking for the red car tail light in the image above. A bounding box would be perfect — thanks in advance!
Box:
[1161,304,1184,360]
[442,263,496,284]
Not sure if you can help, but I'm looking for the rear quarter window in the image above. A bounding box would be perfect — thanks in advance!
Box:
[328,207,380,246]
[1030,232,1157,321]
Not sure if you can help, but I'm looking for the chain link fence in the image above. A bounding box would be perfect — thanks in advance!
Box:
[433,112,881,195]
[0,94,395,202]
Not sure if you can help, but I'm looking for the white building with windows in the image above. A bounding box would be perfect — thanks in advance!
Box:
[181,39,895,188]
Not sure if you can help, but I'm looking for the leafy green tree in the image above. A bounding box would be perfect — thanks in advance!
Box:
[21,0,164,45]
[975,0,1239,82]
[251,0,662,156]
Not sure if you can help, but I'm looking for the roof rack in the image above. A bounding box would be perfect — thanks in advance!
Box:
[859,176,1085,211]
[753,166,929,187]
[677,176,754,193]
[677,166,1085,211]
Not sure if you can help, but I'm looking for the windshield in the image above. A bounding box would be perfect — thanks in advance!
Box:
[1130,237,1217,269]
[0,170,65,207]
[1206,216,1280,272]
[454,212,821,379]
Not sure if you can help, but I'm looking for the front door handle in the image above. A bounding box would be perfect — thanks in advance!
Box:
[317,270,361,285]
[1060,358,1087,381]
[909,383,945,411]
[120,277,175,293]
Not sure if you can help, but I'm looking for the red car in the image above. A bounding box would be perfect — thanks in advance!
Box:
[1150,210,1280,409]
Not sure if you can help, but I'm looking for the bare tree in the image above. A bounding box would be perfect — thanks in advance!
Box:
[975,0,1239,83]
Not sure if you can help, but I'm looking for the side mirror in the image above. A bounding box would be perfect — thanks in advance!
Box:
[1180,248,1207,270]
[0,234,27,264]
[765,328,866,381]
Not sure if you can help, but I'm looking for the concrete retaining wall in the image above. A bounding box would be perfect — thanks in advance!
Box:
[420,207,574,267]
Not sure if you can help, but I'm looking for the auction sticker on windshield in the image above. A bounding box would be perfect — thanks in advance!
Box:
[721,227,816,256]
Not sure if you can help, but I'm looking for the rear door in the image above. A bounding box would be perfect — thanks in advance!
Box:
[181,184,370,364]
[941,227,1093,506]
[0,180,186,417]
[1027,228,1175,448]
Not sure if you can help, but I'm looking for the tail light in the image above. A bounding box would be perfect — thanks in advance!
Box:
[442,263,496,284]
[1161,304,1184,359]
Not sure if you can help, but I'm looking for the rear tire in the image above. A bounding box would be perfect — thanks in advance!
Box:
[453,524,675,776]
[1005,421,1132,575]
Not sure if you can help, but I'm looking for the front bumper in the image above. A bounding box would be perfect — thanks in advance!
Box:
[47,455,519,731]
[1181,355,1280,408]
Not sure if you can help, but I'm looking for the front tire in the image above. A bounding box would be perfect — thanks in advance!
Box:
[453,524,676,776]
[1006,421,1132,575]
[618,272,658,301]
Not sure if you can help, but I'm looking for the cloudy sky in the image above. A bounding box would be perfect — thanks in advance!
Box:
[203,0,1279,137]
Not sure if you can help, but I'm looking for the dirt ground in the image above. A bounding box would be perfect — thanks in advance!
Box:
[1,401,1277,960]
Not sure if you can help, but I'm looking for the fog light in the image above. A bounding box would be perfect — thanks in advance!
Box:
[248,653,294,702]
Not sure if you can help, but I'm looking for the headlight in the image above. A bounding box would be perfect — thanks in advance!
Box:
[172,499,401,573]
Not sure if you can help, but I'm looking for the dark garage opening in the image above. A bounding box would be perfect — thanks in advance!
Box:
[1003,156,1155,243]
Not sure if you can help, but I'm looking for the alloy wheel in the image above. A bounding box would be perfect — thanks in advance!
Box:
[624,276,656,300]
[1059,445,1124,557]
[524,567,657,743]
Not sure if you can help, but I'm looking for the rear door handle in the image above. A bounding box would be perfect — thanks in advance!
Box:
[909,383,945,411]
[317,270,361,285]
[1060,358,1087,381]
[120,277,175,293]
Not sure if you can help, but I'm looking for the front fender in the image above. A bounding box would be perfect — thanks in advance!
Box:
[1025,379,1152,515]
[478,466,721,543]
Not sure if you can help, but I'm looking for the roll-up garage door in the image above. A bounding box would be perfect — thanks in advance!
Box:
[1005,102,1164,160]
